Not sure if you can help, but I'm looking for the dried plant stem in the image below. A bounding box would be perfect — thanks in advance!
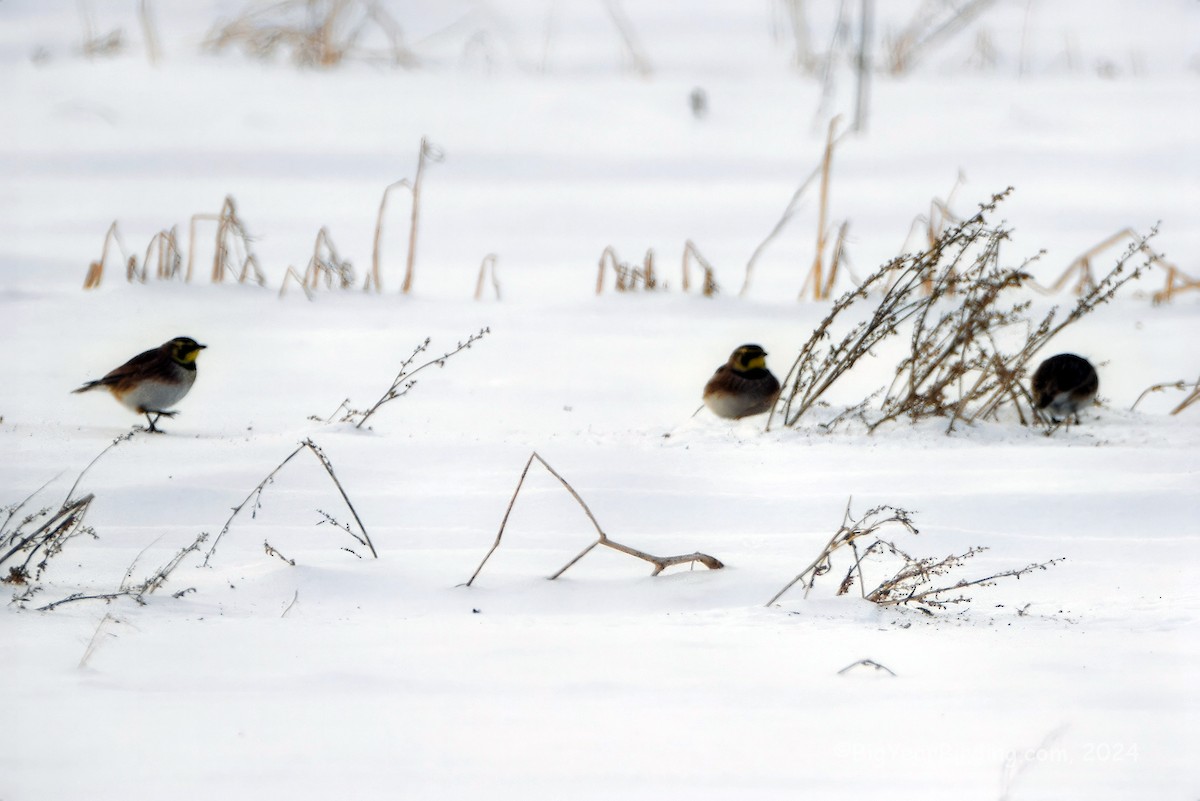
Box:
[596,246,659,293]
[201,439,375,566]
[600,0,652,76]
[78,613,117,668]
[187,195,263,285]
[837,658,895,676]
[401,138,444,294]
[767,500,1062,614]
[465,452,724,586]
[367,179,409,292]
[475,253,501,300]
[887,0,996,74]
[741,119,849,296]
[1154,264,1200,304]
[138,0,161,65]
[342,329,488,429]
[1130,376,1200,415]
[682,240,719,296]
[83,221,130,290]
[804,115,840,300]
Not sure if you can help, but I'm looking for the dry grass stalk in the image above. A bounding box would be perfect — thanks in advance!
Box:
[596,246,660,294]
[767,500,1063,614]
[741,116,850,297]
[1030,228,1145,296]
[187,195,264,285]
[1153,265,1200,304]
[143,226,183,281]
[83,221,131,290]
[307,227,353,289]
[600,0,652,76]
[138,0,161,65]
[280,227,354,299]
[464,452,724,587]
[895,174,966,294]
[279,266,312,300]
[366,179,406,292]
[474,253,501,300]
[775,0,815,72]
[205,0,417,69]
[1130,376,1200,415]
[852,0,874,132]
[202,438,376,567]
[400,139,444,294]
[884,0,996,75]
[78,3,125,59]
[681,240,720,296]
[802,116,842,300]
[1027,227,1187,304]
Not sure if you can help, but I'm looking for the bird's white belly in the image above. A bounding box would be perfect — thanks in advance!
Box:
[1045,389,1093,418]
[705,392,758,419]
[118,373,195,413]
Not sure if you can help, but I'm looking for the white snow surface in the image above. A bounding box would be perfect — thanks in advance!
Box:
[2,1,1198,799]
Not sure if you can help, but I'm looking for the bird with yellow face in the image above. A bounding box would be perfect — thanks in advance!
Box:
[703,344,781,419]
[73,337,206,432]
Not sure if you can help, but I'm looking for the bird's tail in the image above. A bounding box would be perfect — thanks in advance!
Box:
[72,380,102,394]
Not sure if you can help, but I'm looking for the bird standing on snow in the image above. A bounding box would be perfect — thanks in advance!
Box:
[1031,353,1098,423]
[73,337,206,432]
[703,344,781,419]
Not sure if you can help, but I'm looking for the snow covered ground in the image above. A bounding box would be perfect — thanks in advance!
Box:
[2,1,1198,799]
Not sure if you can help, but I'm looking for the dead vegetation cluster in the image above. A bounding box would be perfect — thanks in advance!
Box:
[765,501,1063,614]
[771,190,1157,432]
[595,241,722,297]
[84,196,264,290]
[203,0,416,69]
[83,138,467,300]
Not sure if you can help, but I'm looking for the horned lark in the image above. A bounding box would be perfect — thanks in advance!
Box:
[73,337,206,432]
[703,344,781,419]
[1031,353,1098,423]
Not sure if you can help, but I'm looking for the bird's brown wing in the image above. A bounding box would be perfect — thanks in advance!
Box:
[92,347,166,389]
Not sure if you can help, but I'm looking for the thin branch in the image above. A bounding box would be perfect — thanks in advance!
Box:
[465,452,724,587]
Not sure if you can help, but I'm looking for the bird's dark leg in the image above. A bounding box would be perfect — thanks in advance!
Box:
[142,409,177,433]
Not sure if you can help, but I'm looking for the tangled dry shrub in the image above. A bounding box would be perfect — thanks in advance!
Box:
[766,501,1063,615]
[771,189,1153,432]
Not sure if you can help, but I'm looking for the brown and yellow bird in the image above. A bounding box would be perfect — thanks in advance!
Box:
[703,344,781,419]
[73,337,206,432]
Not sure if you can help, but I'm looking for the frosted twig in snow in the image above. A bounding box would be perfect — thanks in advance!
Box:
[78,613,118,669]
[464,452,724,587]
[837,659,896,677]
[265,540,297,566]
[202,439,375,565]
[3,430,136,593]
[333,328,490,429]
[767,500,1063,614]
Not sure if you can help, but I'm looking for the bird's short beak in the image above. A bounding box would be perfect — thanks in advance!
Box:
[196,344,207,349]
